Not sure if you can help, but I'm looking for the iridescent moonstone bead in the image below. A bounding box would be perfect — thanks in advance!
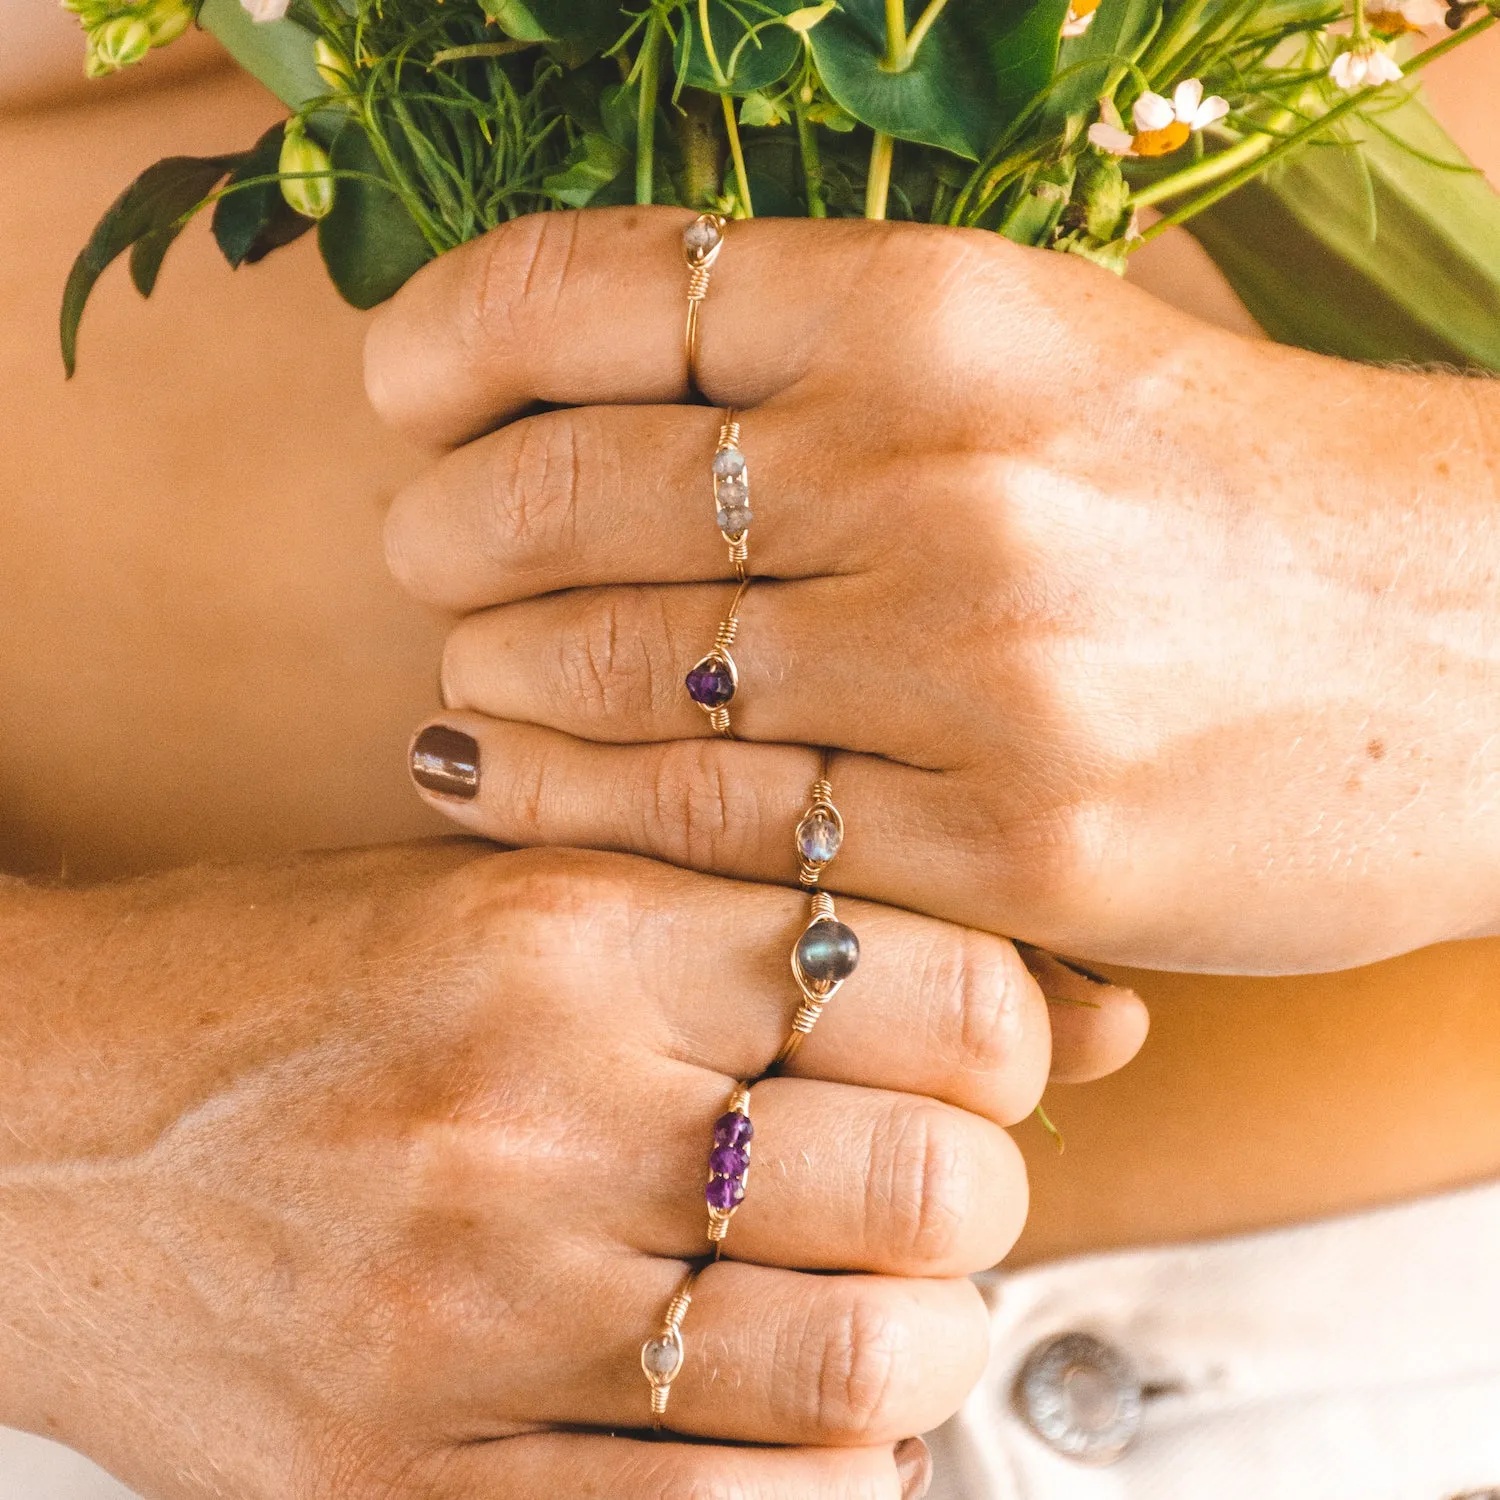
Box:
[705,1174,746,1211]
[795,919,860,985]
[712,447,746,478]
[797,809,843,865]
[714,1111,754,1147]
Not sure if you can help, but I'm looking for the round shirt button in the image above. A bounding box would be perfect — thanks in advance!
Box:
[1013,1332,1144,1465]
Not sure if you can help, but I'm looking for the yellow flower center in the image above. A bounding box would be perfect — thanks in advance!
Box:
[1367,7,1423,31]
[1132,120,1191,157]
[1070,0,1103,15]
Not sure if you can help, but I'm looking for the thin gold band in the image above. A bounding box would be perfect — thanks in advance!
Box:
[683,212,727,394]
[641,1264,702,1428]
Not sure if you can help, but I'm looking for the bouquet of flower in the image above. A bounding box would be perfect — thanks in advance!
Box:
[61,0,1500,375]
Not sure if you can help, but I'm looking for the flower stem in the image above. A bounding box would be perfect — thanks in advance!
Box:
[902,0,953,65]
[1130,125,1276,209]
[883,0,908,67]
[635,11,662,205]
[721,92,754,216]
[865,131,895,218]
[795,103,827,216]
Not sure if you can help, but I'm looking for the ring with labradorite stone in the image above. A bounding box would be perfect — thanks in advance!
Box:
[682,212,726,394]
[641,1265,701,1426]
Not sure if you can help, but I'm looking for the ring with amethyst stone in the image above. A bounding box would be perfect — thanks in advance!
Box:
[705,1083,753,1246]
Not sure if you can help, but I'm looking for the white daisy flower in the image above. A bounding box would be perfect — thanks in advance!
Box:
[1329,42,1404,89]
[1087,77,1231,158]
[1062,0,1102,38]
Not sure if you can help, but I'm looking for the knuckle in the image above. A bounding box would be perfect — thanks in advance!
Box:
[463,211,580,359]
[806,1291,910,1440]
[556,590,659,721]
[927,931,1026,1079]
[877,1101,975,1270]
[481,413,585,576]
[639,739,757,870]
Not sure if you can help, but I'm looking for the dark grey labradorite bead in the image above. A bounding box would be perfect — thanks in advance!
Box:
[795,920,860,984]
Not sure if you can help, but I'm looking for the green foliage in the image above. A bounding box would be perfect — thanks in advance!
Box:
[61,153,239,375]
[1189,94,1500,368]
[212,124,315,267]
[61,0,1500,377]
[318,125,436,308]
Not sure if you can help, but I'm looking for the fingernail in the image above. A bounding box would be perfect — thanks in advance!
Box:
[1054,954,1113,986]
[894,1437,932,1499]
[410,725,479,800]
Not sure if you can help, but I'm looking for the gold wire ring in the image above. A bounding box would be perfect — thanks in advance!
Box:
[641,1265,701,1428]
[685,576,750,737]
[772,774,853,1069]
[704,1083,753,1248]
[683,212,727,394]
[712,410,751,581]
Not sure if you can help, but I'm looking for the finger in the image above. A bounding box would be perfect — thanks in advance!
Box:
[1018,946,1151,1084]
[542,1258,987,1446]
[385,402,883,614]
[364,207,912,446]
[539,853,1051,1126]
[407,715,960,929]
[439,578,919,758]
[450,1431,915,1500]
[633,1075,1029,1278]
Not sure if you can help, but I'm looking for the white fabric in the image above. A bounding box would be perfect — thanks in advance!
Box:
[929,1178,1500,1500]
[2,1181,1498,1498]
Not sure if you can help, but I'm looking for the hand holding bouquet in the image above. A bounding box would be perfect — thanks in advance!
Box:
[61,0,1500,372]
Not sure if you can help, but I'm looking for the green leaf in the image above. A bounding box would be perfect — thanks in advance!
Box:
[61,153,239,376]
[478,0,621,57]
[316,125,434,310]
[675,0,802,91]
[999,157,1075,245]
[542,131,632,207]
[212,123,315,268]
[808,0,1072,161]
[197,0,329,122]
[1044,0,1161,125]
[1188,96,1500,371]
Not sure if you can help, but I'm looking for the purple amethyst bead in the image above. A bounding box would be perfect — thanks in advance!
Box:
[705,1174,746,1211]
[709,1144,749,1178]
[713,1111,754,1148]
[686,656,736,709]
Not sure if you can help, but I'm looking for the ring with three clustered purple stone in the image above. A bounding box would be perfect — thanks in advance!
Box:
[705,1084,753,1245]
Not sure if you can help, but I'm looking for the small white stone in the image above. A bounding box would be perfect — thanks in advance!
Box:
[642,1335,683,1382]
[683,218,722,255]
[797,809,842,864]
[712,447,746,478]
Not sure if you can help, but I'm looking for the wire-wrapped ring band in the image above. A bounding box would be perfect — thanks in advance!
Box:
[683,212,727,394]
[641,1265,701,1427]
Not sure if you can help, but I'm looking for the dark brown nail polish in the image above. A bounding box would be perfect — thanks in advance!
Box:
[894,1437,933,1499]
[410,725,479,800]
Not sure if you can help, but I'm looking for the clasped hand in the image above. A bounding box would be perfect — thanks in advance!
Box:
[372,207,1500,975]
